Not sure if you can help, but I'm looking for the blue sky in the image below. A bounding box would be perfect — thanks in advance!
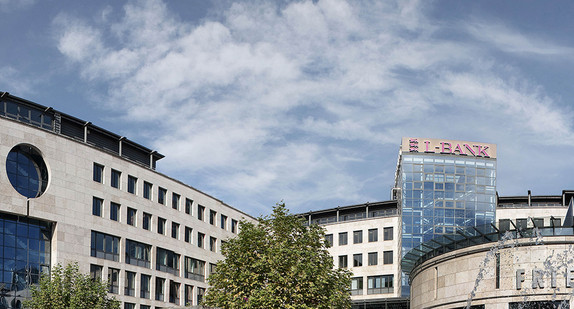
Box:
[1,0,574,216]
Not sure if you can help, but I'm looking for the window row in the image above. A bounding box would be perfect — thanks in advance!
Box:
[325,227,393,247]
[92,197,221,252]
[90,231,214,280]
[93,163,238,233]
[351,275,394,295]
[90,265,207,307]
[337,251,393,268]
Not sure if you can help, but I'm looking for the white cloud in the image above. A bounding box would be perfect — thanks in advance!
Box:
[54,0,574,215]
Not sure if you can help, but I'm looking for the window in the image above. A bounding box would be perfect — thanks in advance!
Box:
[92,197,103,217]
[367,275,393,294]
[156,277,165,301]
[125,239,151,268]
[353,230,363,244]
[169,280,180,304]
[110,202,120,221]
[516,218,528,230]
[90,264,103,281]
[499,219,511,232]
[533,218,544,228]
[197,232,205,248]
[209,237,217,252]
[172,222,180,239]
[184,257,206,282]
[125,271,136,296]
[353,254,362,267]
[368,252,378,266]
[198,205,205,221]
[158,217,166,235]
[383,251,393,264]
[158,187,167,205]
[351,277,363,295]
[368,228,378,242]
[143,212,152,230]
[108,268,119,294]
[124,303,135,309]
[185,198,193,215]
[156,247,180,276]
[325,234,333,247]
[185,285,194,307]
[338,255,348,268]
[209,263,217,277]
[143,181,152,199]
[140,306,150,309]
[185,227,193,243]
[172,193,180,210]
[127,207,136,226]
[111,169,121,189]
[127,175,137,194]
[91,231,119,261]
[197,287,205,305]
[210,210,216,225]
[231,219,238,233]
[220,215,227,230]
[141,274,151,299]
[384,227,393,240]
[339,232,348,246]
[552,217,562,227]
[93,163,104,183]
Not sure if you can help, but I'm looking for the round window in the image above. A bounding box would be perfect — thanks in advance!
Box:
[6,144,49,198]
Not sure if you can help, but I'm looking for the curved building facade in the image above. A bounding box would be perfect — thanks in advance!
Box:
[0,92,253,308]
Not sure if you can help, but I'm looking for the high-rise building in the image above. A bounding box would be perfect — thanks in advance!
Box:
[394,137,497,296]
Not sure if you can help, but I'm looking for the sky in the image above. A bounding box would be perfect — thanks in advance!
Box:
[1,0,573,217]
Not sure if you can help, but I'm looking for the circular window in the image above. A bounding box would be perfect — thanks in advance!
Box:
[6,144,49,198]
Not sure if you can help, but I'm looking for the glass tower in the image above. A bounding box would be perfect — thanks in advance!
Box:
[396,137,496,296]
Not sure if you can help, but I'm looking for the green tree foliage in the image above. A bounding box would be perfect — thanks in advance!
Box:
[203,203,351,309]
[24,262,120,309]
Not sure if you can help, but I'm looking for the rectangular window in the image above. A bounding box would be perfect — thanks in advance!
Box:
[552,217,562,227]
[110,202,120,221]
[368,228,378,242]
[339,232,348,246]
[127,207,136,226]
[197,232,205,248]
[209,263,217,277]
[338,255,348,268]
[231,219,238,233]
[210,210,217,225]
[383,227,393,240]
[125,239,151,268]
[368,252,378,266]
[533,218,544,228]
[158,217,166,235]
[185,285,194,307]
[111,169,121,189]
[172,193,180,210]
[383,251,393,264]
[351,277,363,295]
[197,287,205,305]
[92,197,103,217]
[325,234,333,247]
[353,253,362,267]
[108,268,119,294]
[143,181,152,199]
[140,274,151,299]
[127,175,137,194]
[185,198,193,215]
[169,280,180,304]
[185,227,193,243]
[156,247,180,276]
[184,257,206,282]
[91,231,119,261]
[93,163,104,183]
[158,187,167,205]
[220,215,227,230]
[209,236,217,252]
[516,218,528,230]
[367,275,393,294]
[90,264,103,281]
[156,277,165,301]
[499,219,511,232]
[353,230,363,244]
[198,205,205,221]
[141,306,150,309]
[172,222,179,239]
[143,212,152,230]
[495,252,500,289]
[124,271,136,296]
[124,303,135,309]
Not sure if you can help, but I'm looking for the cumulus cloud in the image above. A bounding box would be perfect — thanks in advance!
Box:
[54,0,574,214]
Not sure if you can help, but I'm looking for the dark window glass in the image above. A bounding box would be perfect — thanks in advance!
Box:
[198,232,205,248]
[156,247,180,276]
[197,288,205,304]
[368,228,378,242]
[367,275,393,294]
[6,144,49,198]
[185,198,193,214]
[110,202,120,221]
[143,181,152,199]
[353,253,362,267]
[124,271,136,296]
[184,257,206,282]
[351,277,363,295]
[185,285,194,306]
[93,163,104,183]
[231,219,238,233]
[111,169,121,189]
[220,215,227,230]
[91,231,120,261]
[516,218,528,230]
[127,208,136,226]
[339,232,348,245]
[198,205,205,221]
[210,210,216,225]
[169,280,180,304]
[127,175,137,194]
[209,237,217,252]
[143,213,152,230]
[185,227,193,243]
[533,218,544,228]
[92,197,103,217]
[368,252,378,266]
[338,255,347,268]
[324,234,333,247]
[140,274,151,299]
[158,217,166,235]
[90,264,103,281]
[172,222,179,239]
[172,193,180,210]
[156,277,165,301]
[384,227,393,240]
[353,230,363,244]
[383,251,393,264]
[125,239,151,268]
[108,268,119,294]
[158,187,167,205]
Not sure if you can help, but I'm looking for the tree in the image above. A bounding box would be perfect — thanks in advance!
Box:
[24,262,120,309]
[203,203,351,309]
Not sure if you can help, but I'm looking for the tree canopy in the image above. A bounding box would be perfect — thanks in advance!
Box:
[203,203,351,309]
[25,262,120,309]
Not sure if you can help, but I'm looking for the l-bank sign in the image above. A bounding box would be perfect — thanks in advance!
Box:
[401,137,497,159]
